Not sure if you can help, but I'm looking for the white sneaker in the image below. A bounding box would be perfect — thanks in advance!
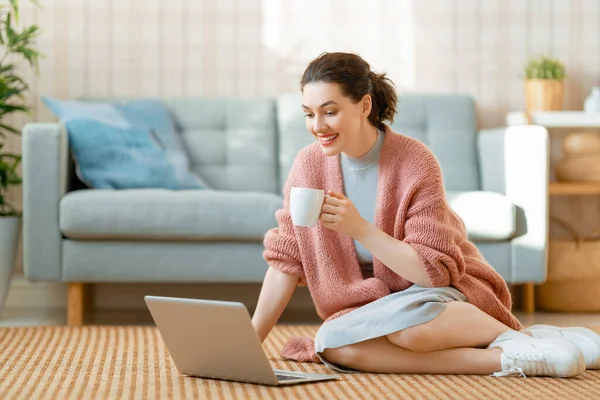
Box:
[525,324,600,369]
[488,330,585,378]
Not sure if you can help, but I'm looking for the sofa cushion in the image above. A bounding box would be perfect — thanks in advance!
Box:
[446,191,517,241]
[60,189,514,242]
[164,98,278,193]
[60,189,281,241]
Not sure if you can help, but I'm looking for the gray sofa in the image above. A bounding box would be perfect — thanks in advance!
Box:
[22,94,549,325]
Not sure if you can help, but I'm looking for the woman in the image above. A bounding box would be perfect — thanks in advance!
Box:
[252,52,600,377]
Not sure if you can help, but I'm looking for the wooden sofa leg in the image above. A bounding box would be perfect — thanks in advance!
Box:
[522,283,535,313]
[68,283,84,326]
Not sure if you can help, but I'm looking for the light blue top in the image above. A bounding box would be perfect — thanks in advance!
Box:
[340,128,385,267]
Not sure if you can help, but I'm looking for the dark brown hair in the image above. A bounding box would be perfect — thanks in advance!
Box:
[300,52,398,130]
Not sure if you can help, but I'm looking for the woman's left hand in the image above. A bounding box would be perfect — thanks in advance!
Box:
[320,191,369,238]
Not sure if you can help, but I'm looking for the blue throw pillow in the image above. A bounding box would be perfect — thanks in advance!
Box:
[42,96,207,190]
[43,97,130,128]
[113,99,208,188]
[66,120,180,190]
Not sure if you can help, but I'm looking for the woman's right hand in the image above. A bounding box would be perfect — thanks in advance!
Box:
[252,266,299,342]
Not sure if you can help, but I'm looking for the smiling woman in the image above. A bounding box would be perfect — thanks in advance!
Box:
[251,52,600,378]
[299,52,397,158]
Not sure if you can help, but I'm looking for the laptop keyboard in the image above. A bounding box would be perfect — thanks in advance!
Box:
[276,373,307,381]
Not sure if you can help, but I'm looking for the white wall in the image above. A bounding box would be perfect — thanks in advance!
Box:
[10,0,600,128]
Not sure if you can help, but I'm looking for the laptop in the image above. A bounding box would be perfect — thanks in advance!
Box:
[144,295,340,386]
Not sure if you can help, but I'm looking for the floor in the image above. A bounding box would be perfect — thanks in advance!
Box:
[1,307,600,327]
[0,307,325,327]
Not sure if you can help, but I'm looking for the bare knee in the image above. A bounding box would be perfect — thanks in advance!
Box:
[386,302,478,352]
[321,346,364,369]
[387,324,435,352]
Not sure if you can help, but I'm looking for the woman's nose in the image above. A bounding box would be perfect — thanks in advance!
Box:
[313,118,327,134]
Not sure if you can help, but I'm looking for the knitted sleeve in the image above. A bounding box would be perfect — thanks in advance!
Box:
[403,199,468,287]
[262,155,306,284]
[401,146,468,287]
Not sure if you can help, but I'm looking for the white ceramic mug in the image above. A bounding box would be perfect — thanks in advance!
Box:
[290,187,325,227]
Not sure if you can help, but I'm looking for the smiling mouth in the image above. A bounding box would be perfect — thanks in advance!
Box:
[318,134,339,145]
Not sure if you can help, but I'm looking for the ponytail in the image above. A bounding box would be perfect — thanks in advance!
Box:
[368,71,398,130]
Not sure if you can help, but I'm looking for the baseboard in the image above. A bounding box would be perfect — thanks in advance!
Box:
[4,274,67,309]
[89,282,316,313]
[4,275,317,315]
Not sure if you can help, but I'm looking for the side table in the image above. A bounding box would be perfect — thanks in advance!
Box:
[507,111,600,313]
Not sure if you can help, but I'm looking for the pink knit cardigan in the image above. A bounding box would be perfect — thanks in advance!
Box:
[263,125,522,362]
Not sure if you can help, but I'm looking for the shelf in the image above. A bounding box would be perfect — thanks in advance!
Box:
[549,182,600,195]
[507,111,600,128]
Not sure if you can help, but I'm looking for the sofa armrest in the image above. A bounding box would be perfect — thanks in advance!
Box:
[22,123,69,281]
[477,126,549,284]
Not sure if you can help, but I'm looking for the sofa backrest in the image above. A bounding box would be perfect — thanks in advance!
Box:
[390,94,480,191]
[276,93,480,193]
[78,95,479,194]
[164,98,279,193]
[276,93,317,193]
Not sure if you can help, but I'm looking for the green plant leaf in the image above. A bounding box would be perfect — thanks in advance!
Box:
[0,122,20,134]
[0,198,20,216]
[0,152,22,161]
[5,13,15,47]
[2,71,28,88]
[0,65,14,74]
[21,25,39,37]
[4,75,27,88]
[0,0,41,203]
[10,0,19,24]
[524,55,566,80]
[16,46,40,67]
[0,88,21,100]
[0,163,11,187]
[0,103,28,113]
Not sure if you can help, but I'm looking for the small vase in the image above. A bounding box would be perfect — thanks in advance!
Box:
[584,87,600,112]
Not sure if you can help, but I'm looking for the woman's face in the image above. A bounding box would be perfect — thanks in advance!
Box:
[302,82,370,157]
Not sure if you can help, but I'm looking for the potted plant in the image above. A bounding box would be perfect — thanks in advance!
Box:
[524,55,566,113]
[0,0,41,313]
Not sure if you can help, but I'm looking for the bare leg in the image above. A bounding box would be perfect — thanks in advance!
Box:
[322,337,503,374]
[386,301,520,352]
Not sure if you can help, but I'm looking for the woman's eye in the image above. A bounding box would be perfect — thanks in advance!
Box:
[326,111,337,116]
[304,114,314,118]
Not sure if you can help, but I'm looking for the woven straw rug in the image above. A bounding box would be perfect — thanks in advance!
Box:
[1,325,599,399]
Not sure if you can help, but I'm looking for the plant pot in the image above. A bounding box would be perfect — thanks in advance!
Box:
[524,79,564,113]
[0,216,20,314]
